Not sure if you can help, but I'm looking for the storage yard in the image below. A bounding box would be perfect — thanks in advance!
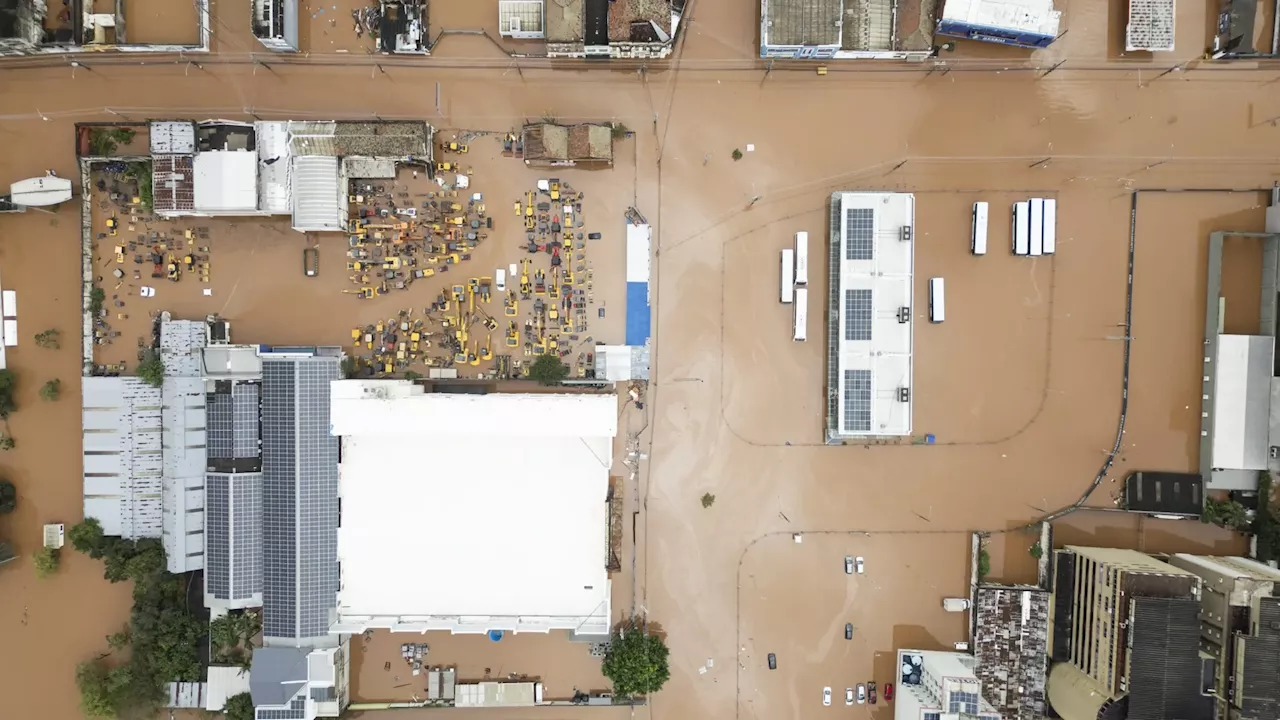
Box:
[0,1,1278,719]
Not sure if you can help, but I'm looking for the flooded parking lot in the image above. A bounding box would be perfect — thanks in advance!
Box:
[0,0,1278,717]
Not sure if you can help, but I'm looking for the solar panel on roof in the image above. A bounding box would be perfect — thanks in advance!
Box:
[206,476,230,599]
[843,369,872,433]
[844,289,872,341]
[845,208,874,261]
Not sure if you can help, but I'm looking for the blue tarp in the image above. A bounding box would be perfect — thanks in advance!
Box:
[626,281,651,346]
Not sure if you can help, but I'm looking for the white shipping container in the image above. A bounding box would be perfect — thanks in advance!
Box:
[1012,202,1030,256]
[929,277,945,323]
[971,202,988,255]
[1043,198,1057,254]
[1029,198,1044,256]
[793,287,808,341]
[794,231,809,286]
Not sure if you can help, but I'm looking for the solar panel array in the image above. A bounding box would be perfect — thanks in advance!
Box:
[257,695,307,720]
[845,208,874,261]
[206,476,230,598]
[261,357,341,641]
[232,475,264,599]
[843,369,872,433]
[844,289,873,341]
[949,690,979,715]
[208,383,261,461]
[262,360,299,639]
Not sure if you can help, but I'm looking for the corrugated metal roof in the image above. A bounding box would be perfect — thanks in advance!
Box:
[151,121,197,154]
[82,377,164,539]
[257,121,293,214]
[291,156,342,232]
[1211,334,1273,471]
[153,155,196,213]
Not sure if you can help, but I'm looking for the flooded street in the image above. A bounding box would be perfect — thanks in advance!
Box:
[0,1,1278,717]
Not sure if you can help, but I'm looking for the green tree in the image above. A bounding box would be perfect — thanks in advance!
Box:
[732,148,743,161]
[0,480,15,514]
[224,692,255,720]
[76,660,117,716]
[701,493,716,508]
[89,287,106,316]
[1029,541,1043,560]
[0,368,17,418]
[601,620,671,699]
[34,328,61,349]
[32,547,59,578]
[137,354,165,387]
[69,517,107,559]
[0,434,15,451]
[528,353,568,386]
[404,370,422,381]
[977,548,991,580]
[40,379,61,401]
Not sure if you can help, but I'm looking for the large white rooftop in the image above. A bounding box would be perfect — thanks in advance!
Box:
[330,382,616,635]
[194,151,259,212]
[827,192,915,439]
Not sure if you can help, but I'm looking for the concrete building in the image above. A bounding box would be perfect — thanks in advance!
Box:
[895,649,1001,720]
[1199,190,1280,491]
[521,122,614,167]
[1048,546,1213,720]
[974,585,1050,719]
[0,0,210,55]
[252,0,299,51]
[936,0,1061,50]
[329,380,615,636]
[543,0,681,59]
[249,644,349,720]
[759,0,936,59]
[1121,471,1204,518]
[825,191,915,442]
[1164,554,1280,719]
[499,0,545,38]
[82,317,208,575]
[140,119,433,233]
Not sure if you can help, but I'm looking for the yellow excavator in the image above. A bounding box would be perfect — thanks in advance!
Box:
[504,292,518,317]
[468,340,480,366]
[506,321,519,348]
[480,334,493,361]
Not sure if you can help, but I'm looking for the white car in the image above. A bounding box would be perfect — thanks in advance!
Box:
[855,556,865,574]
[823,687,832,706]
[844,556,854,574]
[856,684,867,704]
[845,688,854,705]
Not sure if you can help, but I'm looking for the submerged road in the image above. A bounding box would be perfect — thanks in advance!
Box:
[1,1,1278,717]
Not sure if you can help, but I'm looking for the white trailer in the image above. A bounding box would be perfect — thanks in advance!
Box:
[780,249,795,304]
[794,231,809,286]
[1043,198,1057,254]
[1029,198,1044,256]
[793,287,808,341]
[971,202,988,255]
[1012,201,1030,255]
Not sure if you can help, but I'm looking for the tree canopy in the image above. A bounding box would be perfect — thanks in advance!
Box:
[137,355,165,388]
[69,517,107,558]
[601,620,671,699]
[0,369,17,418]
[0,480,15,514]
[224,692,255,720]
[528,353,568,386]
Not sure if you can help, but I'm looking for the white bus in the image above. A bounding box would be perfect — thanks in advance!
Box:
[929,277,945,323]
[794,231,809,286]
[1043,198,1057,254]
[971,202,988,255]
[793,287,808,341]
[780,249,795,304]
[1012,201,1030,256]
[1029,198,1044,256]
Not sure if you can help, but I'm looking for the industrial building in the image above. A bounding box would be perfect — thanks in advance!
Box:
[329,380,616,636]
[1047,546,1213,720]
[1198,207,1280,491]
[895,649,1001,720]
[935,0,1061,49]
[0,0,210,55]
[1121,471,1203,518]
[973,585,1050,719]
[129,119,432,234]
[1164,554,1280,720]
[825,192,915,442]
[759,0,936,59]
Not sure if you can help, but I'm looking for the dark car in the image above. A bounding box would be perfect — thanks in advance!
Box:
[868,682,877,704]
[304,247,319,277]
[767,653,776,670]
[845,623,853,640]
[884,683,894,701]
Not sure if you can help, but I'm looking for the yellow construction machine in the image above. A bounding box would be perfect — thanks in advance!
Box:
[469,340,481,366]
[506,321,519,347]
[480,334,493,361]
[445,141,469,154]
[436,162,454,172]
[504,292,518,317]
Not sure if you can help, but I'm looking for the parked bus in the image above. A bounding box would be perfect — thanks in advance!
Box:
[928,277,945,323]
[794,231,809,286]
[1043,198,1057,254]
[971,202,988,255]
[780,249,795,304]
[1029,198,1044,256]
[793,287,808,341]
[1012,201,1030,256]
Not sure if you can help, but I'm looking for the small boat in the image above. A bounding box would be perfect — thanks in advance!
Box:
[9,175,72,207]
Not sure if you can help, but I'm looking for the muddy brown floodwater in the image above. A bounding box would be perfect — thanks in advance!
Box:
[0,1,1278,718]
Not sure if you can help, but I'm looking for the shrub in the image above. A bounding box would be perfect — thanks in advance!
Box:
[528,353,568,386]
[731,149,743,161]
[224,692,255,720]
[89,287,106,316]
[137,354,164,388]
[0,481,15,514]
[33,547,59,578]
[40,379,61,401]
[0,369,17,418]
[34,329,61,349]
[602,619,671,699]
[701,493,715,508]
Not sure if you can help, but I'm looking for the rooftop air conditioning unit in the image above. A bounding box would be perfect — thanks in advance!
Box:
[898,387,910,403]
[901,226,913,242]
[897,306,910,323]
[1270,446,1279,459]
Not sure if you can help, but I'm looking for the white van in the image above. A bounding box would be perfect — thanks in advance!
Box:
[495,269,507,292]
[971,202,988,255]
[928,277,945,323]
[780,249,795,304]
[794,232,809,286]
[793,287,808,341]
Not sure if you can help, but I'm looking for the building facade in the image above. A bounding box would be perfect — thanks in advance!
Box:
[895,649,1001,720]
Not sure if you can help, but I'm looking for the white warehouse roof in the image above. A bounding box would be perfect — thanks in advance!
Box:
[1211,334,1273,471]
[330,382,615,635]
[827,192,915,439]
[194,151,259,212]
